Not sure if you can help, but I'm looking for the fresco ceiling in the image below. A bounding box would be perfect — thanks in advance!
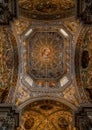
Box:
[0,0,92,129]
[0,0,78,104]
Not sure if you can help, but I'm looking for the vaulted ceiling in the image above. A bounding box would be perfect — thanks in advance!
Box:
[18,100,73,130]
[0,0,92,130]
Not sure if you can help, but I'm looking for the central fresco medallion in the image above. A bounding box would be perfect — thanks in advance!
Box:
[28,32,64,81]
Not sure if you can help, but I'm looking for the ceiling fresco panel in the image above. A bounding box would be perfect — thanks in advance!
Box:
[21,26,73,92]
[28,32,64,80]
[0,0,92,129]
[17,100,74,130]
[19,0,75,20]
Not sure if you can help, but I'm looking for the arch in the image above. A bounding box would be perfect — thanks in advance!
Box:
[18,97,77,111]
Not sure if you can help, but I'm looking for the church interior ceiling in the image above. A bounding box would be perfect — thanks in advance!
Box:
[0,0,92,129]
